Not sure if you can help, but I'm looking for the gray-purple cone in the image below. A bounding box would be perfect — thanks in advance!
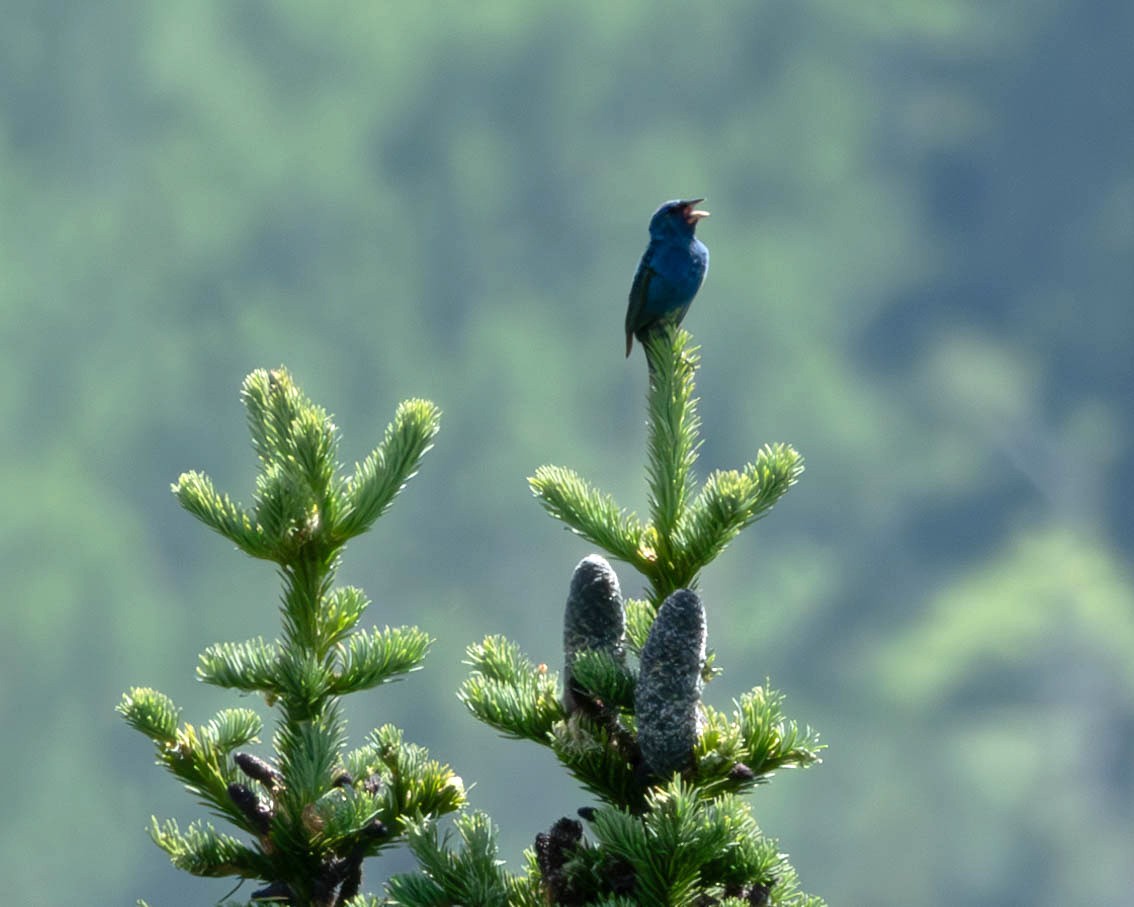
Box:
[562,554,626,714]
[635,589,707,776]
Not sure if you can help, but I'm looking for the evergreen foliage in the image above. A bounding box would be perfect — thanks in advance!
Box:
[530,332,803,608]
[118,368,464,906]
[387,813,543,907]
[398,330,823,905]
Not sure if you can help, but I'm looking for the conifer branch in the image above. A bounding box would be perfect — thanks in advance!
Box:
[677,446,805,565]
[148,817,274,879]
[122,368,461,905]
[548,717,644,808]
[386,813,542,907]
[118,687,180,743]
[567,650,636,711]
[459,636,563,742]
[528,329,803,608]
[320,586,372,650]
[345,726,466,827]
[529,466,648,570]
[330,625,432,693]
[338,398,442,541]
[643,330,702,566]
[196,638,283,692]
[172,470,269,559]
[582,779,819,906]
[692,686,824,800]
[437,327,826,904]
[622,598,657,654]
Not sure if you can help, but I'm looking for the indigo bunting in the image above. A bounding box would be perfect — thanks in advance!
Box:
[624,198,710,357]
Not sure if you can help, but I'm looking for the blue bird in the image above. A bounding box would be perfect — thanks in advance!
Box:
[625,198,710,358]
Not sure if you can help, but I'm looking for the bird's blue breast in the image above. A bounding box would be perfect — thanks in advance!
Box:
[643,237,709,316]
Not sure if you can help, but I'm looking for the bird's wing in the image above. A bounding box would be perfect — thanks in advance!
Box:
[625,253,655,357]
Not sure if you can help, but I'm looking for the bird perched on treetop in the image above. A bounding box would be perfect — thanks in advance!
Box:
[624,198,710,357]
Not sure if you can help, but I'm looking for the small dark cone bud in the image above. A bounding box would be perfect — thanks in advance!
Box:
[748,878,776,906]
[635,589,707,777]
[361,772,383,795]
[362,818,388,839]
[331,769,354,788]
[234,752,283,789]
[535,817,585,904]
[728,761,757,782]
[562,554,626,714]
[227,782,273,834]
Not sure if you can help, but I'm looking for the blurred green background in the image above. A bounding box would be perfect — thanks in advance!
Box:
[3,1,1132,904]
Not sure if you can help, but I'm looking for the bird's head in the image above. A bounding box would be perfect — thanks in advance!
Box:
[649,198,710,238]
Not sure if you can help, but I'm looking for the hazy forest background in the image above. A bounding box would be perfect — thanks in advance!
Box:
[3,2,1132,905]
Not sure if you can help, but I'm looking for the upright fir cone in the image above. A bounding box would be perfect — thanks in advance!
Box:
[635,589,707,777]
[562,554,626,714]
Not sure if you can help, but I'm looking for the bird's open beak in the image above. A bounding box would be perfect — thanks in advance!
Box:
[681,199,710,224]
